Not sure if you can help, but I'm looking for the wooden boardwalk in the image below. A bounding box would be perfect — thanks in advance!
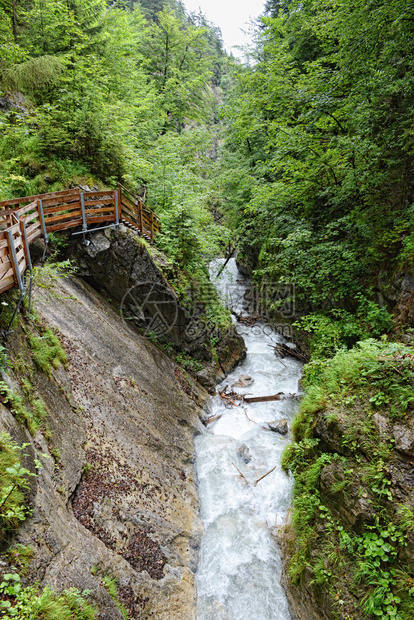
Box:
[0,184,160,297]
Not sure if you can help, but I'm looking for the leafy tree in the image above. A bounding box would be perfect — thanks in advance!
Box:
[144,8,214,130]
[221,0,414,316]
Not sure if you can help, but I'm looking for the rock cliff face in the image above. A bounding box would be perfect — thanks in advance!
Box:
[0,274,211,619]
[378,270,414,327]
[67,226,246,383]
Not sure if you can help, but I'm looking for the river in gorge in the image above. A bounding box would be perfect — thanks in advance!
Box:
[195,258,303,620]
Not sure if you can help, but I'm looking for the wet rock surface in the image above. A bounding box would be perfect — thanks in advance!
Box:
[0,275,209,619]
[267,418,288,435]
[232,374,253,388]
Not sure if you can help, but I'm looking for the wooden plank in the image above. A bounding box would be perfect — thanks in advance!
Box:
[0,262,13,278]
[83,214,116,225]
[22,214,40,227]
[43,202,81,216]
[16,248,25,262]
[83,189,114,201]
[83,198,114,207]
[25,221,41,235]
[0,276,16,292]
[17,200,38,217]
[44,210,83,225]
[121,194,137,212]
[85,207,114,217]
[0,189,80,209]
[8,223,20,235]
[27,231,42,244]
[121,204,137,220]
[46,218,83,232]
[41,197,80,209]
[0,202,21,210]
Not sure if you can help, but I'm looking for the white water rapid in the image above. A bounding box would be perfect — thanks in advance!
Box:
[195,258,303,620]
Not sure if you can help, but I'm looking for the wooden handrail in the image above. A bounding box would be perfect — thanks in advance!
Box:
[0,185,160,295]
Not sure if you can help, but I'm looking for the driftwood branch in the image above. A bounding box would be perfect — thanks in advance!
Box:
[215,247,236,279]
[272,343,309,363]
[232,462,249,484]
[218,385,242,407]
[243,408,258,424]
[254,466,277,487]
[203,414,222,426]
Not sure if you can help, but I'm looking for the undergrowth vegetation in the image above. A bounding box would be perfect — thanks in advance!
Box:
[283,339,414,619]
[0,433,34,544]
[0,573,97,619]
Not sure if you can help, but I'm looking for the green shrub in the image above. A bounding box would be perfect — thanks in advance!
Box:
[0,433,35,542]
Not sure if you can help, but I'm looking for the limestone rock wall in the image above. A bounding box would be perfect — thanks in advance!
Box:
[0,275,210,619]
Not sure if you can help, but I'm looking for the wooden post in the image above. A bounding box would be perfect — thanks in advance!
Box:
[118,183,123,223]
[7,227,24,294]
[18,217,32,271]
[150,210,154,244]
[138,199,143,234]
[37,199,48,241]
[114,190,120,226]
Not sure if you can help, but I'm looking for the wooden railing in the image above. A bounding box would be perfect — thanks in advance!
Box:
[0,186,160,297]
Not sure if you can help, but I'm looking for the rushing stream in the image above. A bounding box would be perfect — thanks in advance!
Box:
[195,259,303,620]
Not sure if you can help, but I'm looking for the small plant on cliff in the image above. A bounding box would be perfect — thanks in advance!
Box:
[4,544,34,575]
[28,328,67,376]
[101,575,129,619]
[33,259,75,291]
[0,433,35,542]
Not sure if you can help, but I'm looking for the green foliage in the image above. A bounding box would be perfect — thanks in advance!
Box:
[4,544,34,575]
[101,575,129,619]
[175,352,203,373]
[0,381,41,435]
[0,433,34,542]
[0,573,97,619]
[294,296,393,359]
[28,329,67,375]
[284,337,414,618]
[220,0,414,318]
[28,328,67,376]
[397,505,414,535]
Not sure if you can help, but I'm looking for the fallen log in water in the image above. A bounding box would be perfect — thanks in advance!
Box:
[272,342,309,363]
[243,392,284,404]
